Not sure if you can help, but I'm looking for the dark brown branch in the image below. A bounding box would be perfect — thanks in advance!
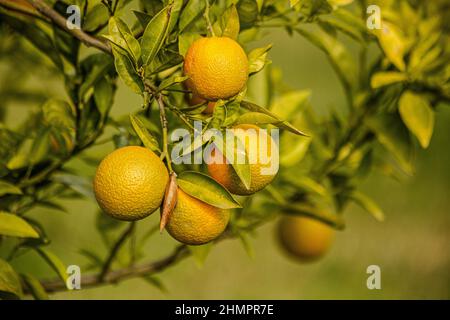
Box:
[25,0,111,54]
[34,245,189,293]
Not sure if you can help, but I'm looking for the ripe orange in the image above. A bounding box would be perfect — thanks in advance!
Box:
[183,37,249,101]
[277,215,335,262]
[166,189,230,245]
[93,146,169,221]
[207,124,279,195]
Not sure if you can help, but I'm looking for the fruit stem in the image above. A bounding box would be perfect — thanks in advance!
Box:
[157,95,174,173]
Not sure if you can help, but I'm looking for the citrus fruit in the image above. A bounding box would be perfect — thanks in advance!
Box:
[166,189,230,245]
[183,37,249,101]
[207,124,279,195]
[93,146,169,221]
[277,215,335,262]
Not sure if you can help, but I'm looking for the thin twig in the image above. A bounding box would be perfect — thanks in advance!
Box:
[25,0,111,54]
[98,222,136,281]
[203,0,215,37]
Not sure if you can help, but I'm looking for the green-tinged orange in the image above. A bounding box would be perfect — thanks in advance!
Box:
[166,189,230,245]
[207,124,279,195]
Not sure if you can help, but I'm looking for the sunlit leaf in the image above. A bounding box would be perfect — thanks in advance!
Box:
[0,258,22,299]
[399,91,434,149]
[129,114,161,152]
[141,4,172,66]
[349,191,385,222]
[0,211,39,239]
[178,171,241,209]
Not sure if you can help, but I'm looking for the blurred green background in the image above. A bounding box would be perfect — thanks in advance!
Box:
[3,28,450,299]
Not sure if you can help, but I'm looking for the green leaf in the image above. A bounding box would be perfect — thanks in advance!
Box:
[293,0,332,17]
[178,32,201,56]
[94,77,114,121]
[283,204,345,230]
[20,273,49,300]
[371,72,408,89]
[148,50,184,75]
[188,243,213,267]
[213,4,240,40]
[79,54,114,101]
[111,44,144,94]
[34,247,68,284]
[178,171,241,209]
[141,4,172,66]
[133,10,153,28]
[107,17,141,63]
[240,101,307,136]
[287,176,328,197]
[237,0,258,29]
[320,9,366,42]
[399,91,434,149]
[0,180,22,197]
[296,27,357,91]
[373,22,406,71]
[129,114,161,152]
[367,112,414,174]
[270,90,310,120]
[280,137,311,167]
[179,0,205,32]
[0,212,39,238]
[52,173,95,200]
[0,258,22,299]
[1,15,63,69]
[349,191,385,222]
[248,44,272,75]
[6,139,33,170]
[83,4,110,32]
[158,75,189,91]
[29,128,51,166]
[212,132,252,190]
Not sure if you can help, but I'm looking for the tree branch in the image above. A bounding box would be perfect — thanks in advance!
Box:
[25,0,111,54]
[33,244,189,293]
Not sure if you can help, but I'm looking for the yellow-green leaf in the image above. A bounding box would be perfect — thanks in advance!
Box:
[371,72,408,89]
[0,258,22,299]
[0,180,22,197]
[399,91,434,149]
[0,212,39,239]
[178,171,241,209]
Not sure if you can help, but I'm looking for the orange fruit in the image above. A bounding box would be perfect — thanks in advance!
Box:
[184,37,248,101]
[93,146,169,221]
[207,124,279,195]
[166,189,230,245]
[277,215,335,262]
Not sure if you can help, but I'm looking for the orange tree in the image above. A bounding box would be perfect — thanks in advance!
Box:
[0,0,449,299]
